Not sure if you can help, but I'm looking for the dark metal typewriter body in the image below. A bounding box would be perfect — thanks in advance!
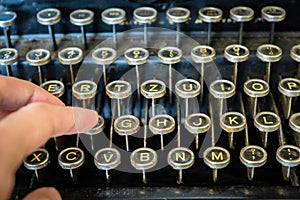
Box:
[2,0,300,199]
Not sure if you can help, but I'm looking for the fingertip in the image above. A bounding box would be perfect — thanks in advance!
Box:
[23,187,62,200]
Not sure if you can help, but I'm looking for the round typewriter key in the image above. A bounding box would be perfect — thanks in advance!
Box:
[166,7,190,46]
[141,79,166,116]
[134,7,157,45]
[40,80,65,98]
[149,114,175,150]
[24,148,49,181]
[37,8,61,50]
[175,79,201,117]
[203,146,230,183]
[58,47,83,84]
[106,80,132,117]
[230,6,254,44]
[290,45,300,77]
[168,147,194,184]
[0,11,17,47]
[261,6,286,44]
[26,48,51,84]
[58,147,85,182]
[131,147,158,183]
[199,7,223,45]
[224,44,249,85]
[244,79,269,117]
[220,112,246,149]
[185,113,211,149]
[102,8,126,47]
[94,147,121,182]
[240,145,267,181]
[84,115,105,151]
[278,78,300,119]
[0,48,18,76]
[254,111,281,148]
[289,113,300,146]
[276,145,300,180]
[256,44,282,83]
[70,9,94,49]
[114,115,140,151]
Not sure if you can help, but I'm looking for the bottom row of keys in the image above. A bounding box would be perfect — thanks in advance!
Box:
[24,145,300,183]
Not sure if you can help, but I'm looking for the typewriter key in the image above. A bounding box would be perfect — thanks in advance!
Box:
[158,46,182,105]
[130,147,158,184]
[290,45,300,78]
[141,79,166,116]
[203,146,230,183]
[166,7,190,46]
[0,11,16,48]
[58,47,83,84]
[240,145,267,181]
[70,9,94,49]
[26,49,51,85]
[220,112,246,149]
[94,147,121,182]
[37,8,61,50]
[24,148,49,181]
[175,79,201,118]
[199,7,223,46]
[261,6,286,44]
[230,6,254,44]
[84,115,105,151]
[185,113,211,149]
[276,145,300,180]
[254,111,281,148]
[244,79,269,118]
[278,78,300,119]
[224,44,249,85]
[114,115,140,151]
[58,147,85,182]
[167,147,194,184]
[149,114,175,150]
[102,8,126,48]
[133,7,157,45]
[0,48,18,76]
[106,80,132,117]
[256,44,282,84]
[92,47,117,86]
[289,113,300,147]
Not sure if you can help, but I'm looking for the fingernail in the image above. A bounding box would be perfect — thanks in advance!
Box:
[68,107,98,134]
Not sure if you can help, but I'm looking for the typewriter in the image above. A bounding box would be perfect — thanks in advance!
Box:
[2,0,300,199]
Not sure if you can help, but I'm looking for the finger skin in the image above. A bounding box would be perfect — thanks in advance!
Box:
[23,187,62,200]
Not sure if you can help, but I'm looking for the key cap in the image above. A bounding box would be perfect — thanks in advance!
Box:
[149,114,175,150]
[224,44,249,85]
[84,115,105,151]
[290,45,300,78]
[92,47,117,86]
[58,47,83,84]
[166,7,190,46]
[175,78,201,118]
[167,147,194,184]
[0,48,17,76]
[256,44,282,83]
[220,112,246,149]
[203,146,230,183]
[198,7,223,46]
[70,9,94,49]
[254,111,281,148]
[26,49,51,85]
[24,148,49,181]
[276,145,300,180]
[94,147,121,182]
[114,115,140,151]
[37,8,61,50]
[133,7,157,45]
[240,145,267,181]
[106,80,132,117]
[0,11,16,47]
[230,6,254,44]
[278,78,300,119]
[131,147,158,184]
[141,79,166,117]
[289,113,300,146]
[261,6,286,44]
[244,79,269,118]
